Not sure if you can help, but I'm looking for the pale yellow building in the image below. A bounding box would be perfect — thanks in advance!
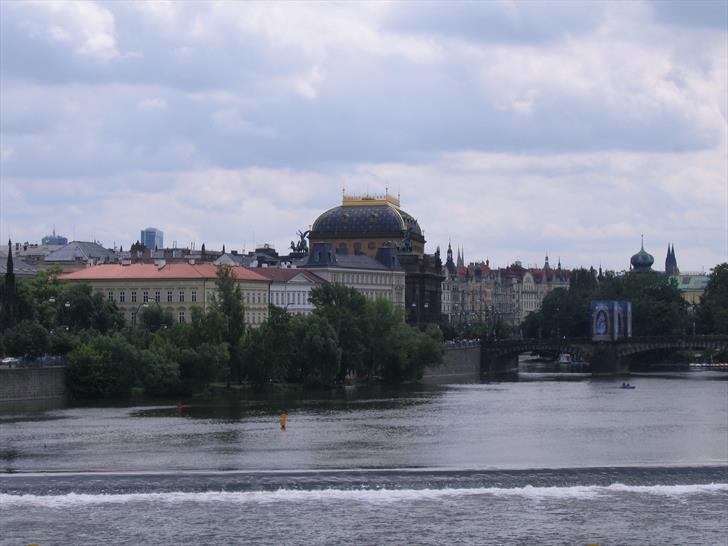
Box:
[60,263,271,327]
[673,273,710,306]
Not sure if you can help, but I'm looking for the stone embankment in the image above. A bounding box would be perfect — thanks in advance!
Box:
[0,367,66,402]
[422,346,481,384]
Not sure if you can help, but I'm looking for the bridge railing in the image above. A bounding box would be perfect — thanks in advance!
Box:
[482,334,728,349]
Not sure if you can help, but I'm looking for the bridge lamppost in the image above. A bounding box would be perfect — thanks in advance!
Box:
[49,297,72,330]
[132,302,149,327]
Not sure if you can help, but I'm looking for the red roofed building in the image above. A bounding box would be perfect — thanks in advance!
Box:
[442,247,570,328]
[60,263,271,327]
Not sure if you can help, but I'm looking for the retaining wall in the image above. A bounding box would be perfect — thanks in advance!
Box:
[0,367,66,402]
[422,346,481,384]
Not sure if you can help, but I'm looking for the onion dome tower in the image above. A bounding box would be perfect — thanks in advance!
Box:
[630,236,654,273]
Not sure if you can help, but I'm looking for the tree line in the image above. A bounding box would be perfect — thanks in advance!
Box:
[520,264,728,339]
[0,265,444,398]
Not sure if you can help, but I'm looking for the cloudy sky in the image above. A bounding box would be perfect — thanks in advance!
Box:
[1,1,726,271]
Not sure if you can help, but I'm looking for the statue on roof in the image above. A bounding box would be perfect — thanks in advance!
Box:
[291,230,310,253]
[400,228,413,253]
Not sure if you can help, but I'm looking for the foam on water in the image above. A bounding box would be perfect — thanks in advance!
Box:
[2,483,726,508]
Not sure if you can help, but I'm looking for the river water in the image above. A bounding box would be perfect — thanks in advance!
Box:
[1,371,727,545]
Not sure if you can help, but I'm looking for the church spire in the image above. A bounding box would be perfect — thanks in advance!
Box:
[2,239,17,329]
[665,243,679,276]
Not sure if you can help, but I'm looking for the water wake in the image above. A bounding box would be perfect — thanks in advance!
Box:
[2,483,726,507]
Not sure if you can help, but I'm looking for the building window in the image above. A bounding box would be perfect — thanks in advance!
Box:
[119,290,125,303]
[368,242,376,250]
[167,290,173,303]
[191,290,197,303]
[179,290,185,303]
[131,311,137,325]
[155,290,161,303]
[108,291,114,302]
[131,290,137,303]
[178,311,185,323]
[143,290,149,303]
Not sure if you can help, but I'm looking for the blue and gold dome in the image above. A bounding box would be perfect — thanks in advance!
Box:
[309,193,425,257]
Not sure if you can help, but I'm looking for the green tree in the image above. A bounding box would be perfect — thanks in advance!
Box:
[597,271,687,336]
[364,298,404,377]
[66,334,138,398]
[3,320,50,357]
[310,284,368,379]
[178,342,229,393]
[521,268,688,338]
[289,314,341,386]
[213,265,246,384]
[189,306,227,346]
[696,263,728,334]
[140,305,174,333]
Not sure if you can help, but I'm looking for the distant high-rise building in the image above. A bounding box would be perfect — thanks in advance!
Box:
[41,228,68,246]
[141,227,163,250]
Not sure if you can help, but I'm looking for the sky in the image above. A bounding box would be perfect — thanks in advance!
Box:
[1,0,726,272]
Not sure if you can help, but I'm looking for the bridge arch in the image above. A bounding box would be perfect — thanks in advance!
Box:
[481,336,728,376]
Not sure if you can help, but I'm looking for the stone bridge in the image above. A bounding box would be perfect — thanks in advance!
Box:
[481,335,728,376]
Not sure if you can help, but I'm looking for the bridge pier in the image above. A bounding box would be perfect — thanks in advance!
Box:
[589,344,630,376]
[481,353,519,381]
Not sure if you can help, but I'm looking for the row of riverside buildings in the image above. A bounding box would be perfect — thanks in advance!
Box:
[3,193,708,330]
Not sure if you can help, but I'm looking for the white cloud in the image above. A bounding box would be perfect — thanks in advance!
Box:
[37,0,120,61]
[1,1,726,271]
[137,98,167,111]
[210,108,278,137]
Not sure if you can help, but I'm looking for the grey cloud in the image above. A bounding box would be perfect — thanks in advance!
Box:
[383,1,604,44]
[0,2,306,90]
[649,0,728,30]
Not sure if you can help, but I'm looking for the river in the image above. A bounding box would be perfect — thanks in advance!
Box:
[1,371,727,545]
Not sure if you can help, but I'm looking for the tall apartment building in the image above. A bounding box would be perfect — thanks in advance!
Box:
[140,227,164,251]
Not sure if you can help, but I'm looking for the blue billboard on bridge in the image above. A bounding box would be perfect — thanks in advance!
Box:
[591,301,632,341]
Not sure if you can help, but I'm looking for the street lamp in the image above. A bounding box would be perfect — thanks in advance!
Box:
[555,306,560,339]
[133,302,149,327]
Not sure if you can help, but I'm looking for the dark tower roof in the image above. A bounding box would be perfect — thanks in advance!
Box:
[665,243,679,276]
[630,237,654,272]
[445,241,456,276]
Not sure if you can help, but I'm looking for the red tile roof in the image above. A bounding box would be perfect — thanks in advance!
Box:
[59,263,269,282]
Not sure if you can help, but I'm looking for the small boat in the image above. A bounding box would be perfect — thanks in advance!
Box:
[558,353,573,366]
[620,383,636,389]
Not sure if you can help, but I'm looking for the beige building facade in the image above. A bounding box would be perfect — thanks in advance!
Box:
[60,263,271,327]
